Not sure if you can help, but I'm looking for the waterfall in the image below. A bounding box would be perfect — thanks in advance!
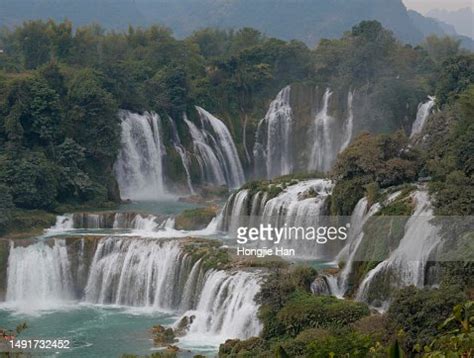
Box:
[410,96,435,138]
[3,236,262,341]
[195,107,245,188]
[184,114,227,186]
[168,117,195,195]
[218,179,335,259]
[309,88,335,172]
[331,198,381,297]
[5,240,73,312]
[218,189,250,233]
[340,91,354,151]
[175,146,196,195]
[356,191,441,306]
[84,238,196,309]
[180,270,262,342]
[47,214,74,233]
[114,110,167,200]
[47,212,165,232]
[253,86,293,179]
[261,180,332,229]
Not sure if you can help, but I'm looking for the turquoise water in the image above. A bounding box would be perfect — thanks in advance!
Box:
[0,304,214,357]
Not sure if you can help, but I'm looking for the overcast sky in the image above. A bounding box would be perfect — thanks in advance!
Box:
[403,0,474,14]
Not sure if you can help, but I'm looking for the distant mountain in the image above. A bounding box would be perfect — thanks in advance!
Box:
[427,8,474,39]
[0,0,470,49]
[408,10,474,51]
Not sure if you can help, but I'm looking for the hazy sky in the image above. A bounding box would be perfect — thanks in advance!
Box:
[403,0,474,14]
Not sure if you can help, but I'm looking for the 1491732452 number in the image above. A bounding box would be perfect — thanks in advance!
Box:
[9,339,71,350]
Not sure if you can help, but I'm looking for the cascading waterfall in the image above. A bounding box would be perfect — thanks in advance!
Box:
[180,270,262,342]
[218,189,250,233]
[84,238,194,309]
[195,107,245,188]
[253,86,293,179]
[5,240,73,312]
[184,114,227,186]
[261,180,333,229]
[218,179,335,259]
[168,117,195,195]
[330,198,381,297]
[3,236,262,341]
[410,96,436,138]
[114,110,167,200]
[47,212,165,232]
[355,191,441,307]
[253,87,358,179]
[309,88,335,172]
[48,214,74,232]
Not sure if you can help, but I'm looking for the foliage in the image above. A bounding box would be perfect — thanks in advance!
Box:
[331,131,419,215]
[174,206,218,230]
[181,239,231,270]
[387,285,467,353]
[425,85,474,215]
[423,301,474,357]
[276,293,370,337]
[435,55,474,106]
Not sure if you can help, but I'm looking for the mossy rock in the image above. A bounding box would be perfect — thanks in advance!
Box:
[181,239,230,270]
[174,206,218,230]
[3,209,56,238]
[152,325,177,347]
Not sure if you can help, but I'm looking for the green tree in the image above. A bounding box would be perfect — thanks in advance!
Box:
[16,21,52,69]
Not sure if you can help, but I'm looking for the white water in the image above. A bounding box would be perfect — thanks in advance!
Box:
[262,179,333,229]
[219,189,250,233]
[184,114,227,186]
[195,107,245,188]
[168,116,196,195]
[180,270,262,345]
[175,145,196,195]
[331,198,381,297]
[47,214,74,233]
[114,111,167,200]
[356,191,441,305]
[85,239,191,309]
[5,240,73,313]
[340,91,354,151]
[410,96,436,138]
[254,86,293,179]
[219,179,334,259]
[47,212,164,232]
[309,88,335,172]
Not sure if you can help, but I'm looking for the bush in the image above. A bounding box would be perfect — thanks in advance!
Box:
[276,293,370,337]
[387,285,467,353]
[174,206,218,230]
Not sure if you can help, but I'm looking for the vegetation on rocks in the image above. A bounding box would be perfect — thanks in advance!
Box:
[174,206,218,230]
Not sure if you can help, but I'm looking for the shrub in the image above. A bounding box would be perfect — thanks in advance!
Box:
[276,293,370,337]
[387,285,467,353]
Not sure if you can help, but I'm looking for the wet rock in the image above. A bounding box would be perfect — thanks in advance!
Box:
[174,315,195,337]
[152,325,177,347]
[310,276,330,296]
